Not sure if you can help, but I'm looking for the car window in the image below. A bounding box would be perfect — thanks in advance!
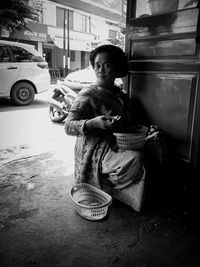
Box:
[0,45,11,63]
[10,46,44,63]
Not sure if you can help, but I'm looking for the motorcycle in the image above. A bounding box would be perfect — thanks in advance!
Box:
[48,81,77,123]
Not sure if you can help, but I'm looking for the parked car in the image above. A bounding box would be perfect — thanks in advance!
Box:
[0,40,50,105]
[63,65,123,93]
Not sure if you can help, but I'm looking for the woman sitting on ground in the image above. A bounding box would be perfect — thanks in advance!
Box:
[64,44,145,211]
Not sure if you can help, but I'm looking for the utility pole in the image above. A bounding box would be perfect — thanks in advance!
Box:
[63,9,66,78]
[63,9,70,77]
[67,9,70,76]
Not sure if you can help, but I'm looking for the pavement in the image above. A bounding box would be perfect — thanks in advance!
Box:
[0,85,200,267]
[1,145,200,267]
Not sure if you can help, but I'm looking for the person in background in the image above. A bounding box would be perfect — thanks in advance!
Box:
[64,44,145,210]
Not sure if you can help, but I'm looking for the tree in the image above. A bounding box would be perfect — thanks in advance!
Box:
[0,0,42,34]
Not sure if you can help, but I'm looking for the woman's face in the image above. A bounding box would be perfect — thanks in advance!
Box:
[93,52,116,87]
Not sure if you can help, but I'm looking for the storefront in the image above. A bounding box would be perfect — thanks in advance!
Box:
[47,26,94,73]
[10,21,49,56]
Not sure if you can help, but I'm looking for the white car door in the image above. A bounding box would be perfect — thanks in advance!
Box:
[0,45,20,96]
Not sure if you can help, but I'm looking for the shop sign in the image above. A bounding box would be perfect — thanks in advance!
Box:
[12,21,48,42]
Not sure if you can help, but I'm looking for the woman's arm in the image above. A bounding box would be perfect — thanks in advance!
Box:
[64,94,117,136]
[64,94,92,136]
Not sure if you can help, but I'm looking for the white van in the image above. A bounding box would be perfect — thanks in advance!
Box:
[0,40,50,105]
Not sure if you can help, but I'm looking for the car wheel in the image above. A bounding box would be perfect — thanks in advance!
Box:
[10,82,35,106]
[49,106,68,123]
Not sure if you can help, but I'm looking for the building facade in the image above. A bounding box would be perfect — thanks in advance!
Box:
[0,0,126,76]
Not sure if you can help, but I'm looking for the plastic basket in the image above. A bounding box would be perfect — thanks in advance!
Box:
[69,183,112,220]
[113,125,148,150]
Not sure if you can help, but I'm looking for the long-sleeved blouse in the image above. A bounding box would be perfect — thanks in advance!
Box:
[64,85,135,188]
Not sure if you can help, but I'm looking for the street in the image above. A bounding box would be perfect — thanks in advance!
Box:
[0,88,76,173]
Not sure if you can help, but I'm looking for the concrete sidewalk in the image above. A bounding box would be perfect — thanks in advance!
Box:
[0,144,200,267]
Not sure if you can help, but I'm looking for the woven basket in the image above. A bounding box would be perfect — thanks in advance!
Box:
[113,125,148,150]
[69,183,112,220]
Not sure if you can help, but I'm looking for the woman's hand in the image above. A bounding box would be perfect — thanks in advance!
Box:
[85,115,120,131]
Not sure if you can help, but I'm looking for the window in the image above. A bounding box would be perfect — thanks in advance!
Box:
[56,7,73,29]
[70,51,75,62]
[73,13,90,33]
[109,30,117,39]
[11,46,43,62]
[0,46,11,62]
[135,0,198,18]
